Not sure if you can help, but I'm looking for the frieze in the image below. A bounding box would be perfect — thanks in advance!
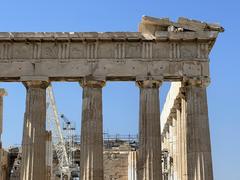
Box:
[0,30,219,81]
[0,38,211,61]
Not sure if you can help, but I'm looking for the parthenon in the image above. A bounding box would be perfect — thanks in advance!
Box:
[0,16,223,180]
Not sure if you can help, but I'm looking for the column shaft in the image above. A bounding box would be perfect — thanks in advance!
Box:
[181,97,188,180]
[80,80,105,180]
[21,81,48,180]
[172,118,177,180]
[0,89,6,180]
[137,80,162,180]
[46,131,52,180]
[176,108,182,180]
[0,96,3,148]
[0,89,6,148]
[183,81,213,180]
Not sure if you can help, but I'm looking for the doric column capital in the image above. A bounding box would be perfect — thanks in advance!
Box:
[80,79,106,88]
[23,81,50,89]
[136,80,162,88]
[182,77,210,88]
[0,89,7,97]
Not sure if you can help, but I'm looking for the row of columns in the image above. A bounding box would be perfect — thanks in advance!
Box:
[162,79,213,180]
[0,78,213,180]
[18,79,163,180]
[80,79,163,180]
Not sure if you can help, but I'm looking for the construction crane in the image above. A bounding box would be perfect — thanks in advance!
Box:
[60,114,76,167]
[46,84,70,179]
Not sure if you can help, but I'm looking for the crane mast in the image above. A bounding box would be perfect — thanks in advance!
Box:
[60,114,76,167]
[46,84,70,178]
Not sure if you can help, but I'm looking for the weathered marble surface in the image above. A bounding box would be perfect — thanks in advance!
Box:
[137,80,162,180]
[0,16,223,180]
[0,89,7,148]
[80,80,105,180]
[0,16,223,82]
[161,78,213,180]
[0,89,7,180]
[21,81,49,180]
[183,81,213,180]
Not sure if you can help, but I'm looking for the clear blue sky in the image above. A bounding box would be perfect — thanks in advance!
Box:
[0,0,239,179]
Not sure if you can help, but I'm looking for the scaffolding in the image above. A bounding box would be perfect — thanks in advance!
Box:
[60,114,77,168]
[46,85,70,179]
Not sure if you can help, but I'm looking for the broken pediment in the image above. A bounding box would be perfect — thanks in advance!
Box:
[139,16,224,34]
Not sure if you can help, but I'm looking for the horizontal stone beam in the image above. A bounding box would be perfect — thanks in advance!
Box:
[0,32,213,81]
[0,59,209,82]
[0,31,217,41]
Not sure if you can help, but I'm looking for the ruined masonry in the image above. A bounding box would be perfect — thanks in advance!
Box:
[0,16,223,180]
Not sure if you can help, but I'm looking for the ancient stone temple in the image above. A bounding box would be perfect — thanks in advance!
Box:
[0,16,223,180]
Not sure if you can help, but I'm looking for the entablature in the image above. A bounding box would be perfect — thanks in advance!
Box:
[0,16,223,82]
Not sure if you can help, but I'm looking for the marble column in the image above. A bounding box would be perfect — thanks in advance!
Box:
[175,101,187,180]
[80,79,105,180]
[172,117,178,180]
[46,131,52,180]
[180,96,188,180]
[21,81,49,180]
[136,80,162,180]
[0,89,6,180]
[0,89,7,148]
[176,107,181,180]
[182,79,213,180]
[169,120,174,180]
[128,151,137,180]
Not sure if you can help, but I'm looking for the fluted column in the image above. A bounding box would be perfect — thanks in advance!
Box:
[171,117,178,180]
[0,89,7,148]
[176,107,181,180]
[182,96,189,180]
[0,89,7,180]
[182,78,213,180]
[128,151,137,180]
[46,131,52,180]
[136,80,162,180]
[80,79,105,180]
[21,81,49,180]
